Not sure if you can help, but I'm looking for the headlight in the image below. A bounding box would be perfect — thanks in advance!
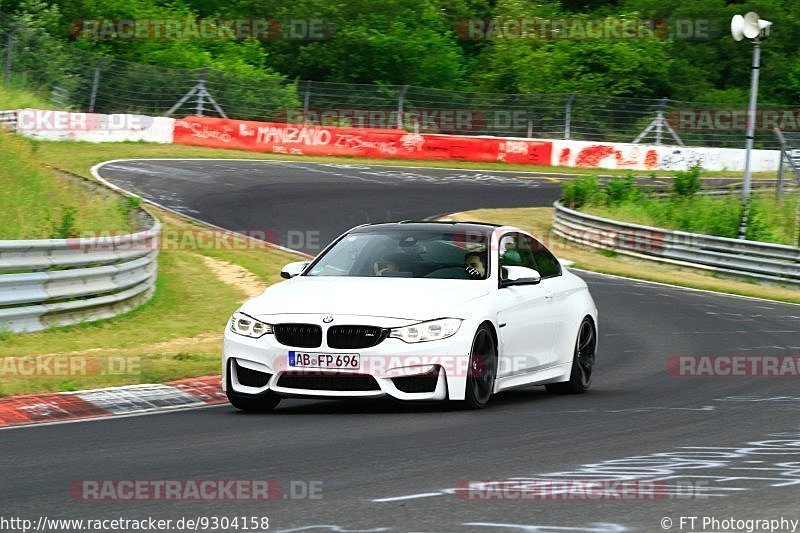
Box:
[230,312,273,338]
[389,318,462,343]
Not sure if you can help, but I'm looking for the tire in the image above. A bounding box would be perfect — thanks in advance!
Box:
[546,317,596,395]
[462,325,498,409]
[226,361,281,412]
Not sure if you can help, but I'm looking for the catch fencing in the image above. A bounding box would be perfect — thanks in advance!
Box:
[0,18,790,149]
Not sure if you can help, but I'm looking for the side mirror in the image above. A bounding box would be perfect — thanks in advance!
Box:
[280,261,310,279]
[500,266,542,287]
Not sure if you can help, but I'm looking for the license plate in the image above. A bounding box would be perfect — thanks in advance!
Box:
[288,351,360,369]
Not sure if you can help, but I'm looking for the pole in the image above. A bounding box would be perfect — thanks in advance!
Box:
[655,98,668,146]
[303,80,311,124]
[397,85,408,130]
[776,149,784,202]
[796,200,800,247]
[564,93,575,139]
[195,67,209,117]
[88,58,106,112]
[3,24,20,86]
[742,40,761,202]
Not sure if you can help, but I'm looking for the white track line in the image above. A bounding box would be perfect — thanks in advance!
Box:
[0,402,225,432]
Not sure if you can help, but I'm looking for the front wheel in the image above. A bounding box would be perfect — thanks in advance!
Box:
[462,325,497,409]
[546,317,596,394]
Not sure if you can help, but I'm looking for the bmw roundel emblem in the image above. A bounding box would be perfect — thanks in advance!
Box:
[322,315,334,323]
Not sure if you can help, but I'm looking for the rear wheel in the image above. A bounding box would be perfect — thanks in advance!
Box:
[546,317,595,394]
[462,325,497,409]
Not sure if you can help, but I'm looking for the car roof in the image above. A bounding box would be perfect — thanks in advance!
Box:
[350,221,512,234]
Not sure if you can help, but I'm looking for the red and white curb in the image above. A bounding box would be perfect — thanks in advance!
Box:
[0,375,226,429]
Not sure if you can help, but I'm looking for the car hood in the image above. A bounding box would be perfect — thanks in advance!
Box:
[240,276,491,321]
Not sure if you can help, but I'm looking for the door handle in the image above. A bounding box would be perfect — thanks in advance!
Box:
[544,290,554,300]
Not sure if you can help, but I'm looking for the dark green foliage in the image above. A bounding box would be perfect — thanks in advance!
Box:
[672,163,702,198]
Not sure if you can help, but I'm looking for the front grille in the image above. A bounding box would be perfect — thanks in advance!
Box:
[233,360,272,388]
[277,372,380,391]
[392,366,440,393]
[327,325,387,349]
[274,323,322,348]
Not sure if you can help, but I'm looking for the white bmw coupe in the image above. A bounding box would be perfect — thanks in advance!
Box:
[222,221,597,410]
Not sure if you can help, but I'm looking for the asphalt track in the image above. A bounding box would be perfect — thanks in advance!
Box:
[2,159,799,533]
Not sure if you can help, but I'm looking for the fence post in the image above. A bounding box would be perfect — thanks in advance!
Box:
[564,93,575,139]
[776,150,784,202]
[796,201,800,247]
[397,85,408,129]
[3,23,21,86]
[88,58,106,112]
[655,98,668,145]
[195,67,209,116]
[303,80,312,124]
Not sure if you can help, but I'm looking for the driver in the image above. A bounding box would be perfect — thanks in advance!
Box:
[374,253,404,276]
[464,251,486,279]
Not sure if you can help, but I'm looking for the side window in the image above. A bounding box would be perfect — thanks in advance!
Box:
[527,236,562,278]
[499,233,537,279]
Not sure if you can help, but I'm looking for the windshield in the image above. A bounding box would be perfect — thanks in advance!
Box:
[305,227,491,280]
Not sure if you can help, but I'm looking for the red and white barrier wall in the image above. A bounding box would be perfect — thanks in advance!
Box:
[172,116,554,165]
[10,109,175,143]
[551,139,779,172]
[2,109,780,172]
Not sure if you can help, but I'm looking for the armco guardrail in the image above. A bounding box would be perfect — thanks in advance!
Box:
[0,213,160,333]
[553,201,800,285]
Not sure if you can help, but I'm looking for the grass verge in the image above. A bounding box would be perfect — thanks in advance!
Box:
[0,83,57,110]
[0,133,135,238]
[563,171,799,246]
[0,208,302,397]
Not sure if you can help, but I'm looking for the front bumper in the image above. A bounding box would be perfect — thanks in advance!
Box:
[222,314,474,401]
